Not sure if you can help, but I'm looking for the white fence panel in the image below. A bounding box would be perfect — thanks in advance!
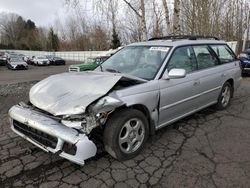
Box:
[0,50,108,62]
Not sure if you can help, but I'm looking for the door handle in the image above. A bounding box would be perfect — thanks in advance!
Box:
[193,80,200,86]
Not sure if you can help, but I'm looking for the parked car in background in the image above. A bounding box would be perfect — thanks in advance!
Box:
[9,36,241,165]
[6,57,28,70]
[33,56,50,66]
[0,52,7,66]
[26,56,35,65]
[46,55,54,63]
[49,56,66,65]
[69,55,109,72]
[238,51,250,75]
[17,54,26,60]
[23,55,30,62]
[5,52,17,59]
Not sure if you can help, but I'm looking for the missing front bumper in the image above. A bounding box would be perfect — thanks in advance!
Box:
[9,105,97,165]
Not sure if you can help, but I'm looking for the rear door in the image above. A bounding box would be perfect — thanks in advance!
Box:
[191,45,224,107]
[209,44,241,87]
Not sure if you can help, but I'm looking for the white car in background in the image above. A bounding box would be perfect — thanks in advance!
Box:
[33,56,50,66]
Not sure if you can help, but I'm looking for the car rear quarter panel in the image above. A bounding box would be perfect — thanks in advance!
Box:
[221,60,241,89]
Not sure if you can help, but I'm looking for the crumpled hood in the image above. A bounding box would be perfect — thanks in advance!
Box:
[29,71,145,116]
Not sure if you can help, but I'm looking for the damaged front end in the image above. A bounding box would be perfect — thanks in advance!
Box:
[61,96,124,134]
[9,71,145,165]
[9,96,125,166]
[9,104,97,165]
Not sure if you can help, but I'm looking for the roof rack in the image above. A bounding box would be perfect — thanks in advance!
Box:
[148,35,220,41]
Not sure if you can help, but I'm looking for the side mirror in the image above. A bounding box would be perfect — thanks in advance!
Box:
[162,68,186,80]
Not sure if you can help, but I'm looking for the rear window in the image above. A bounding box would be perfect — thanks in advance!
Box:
[210,45,236,64]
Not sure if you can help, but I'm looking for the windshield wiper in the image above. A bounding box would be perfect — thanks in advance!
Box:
[99,63,103,72]
[105,68,121,73]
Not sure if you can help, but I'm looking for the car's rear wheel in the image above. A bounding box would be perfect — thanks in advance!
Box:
[215,82,233,110]
[104,109,149,160]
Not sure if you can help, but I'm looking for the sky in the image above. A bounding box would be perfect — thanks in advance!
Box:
[0,0,174,28]
[0,0,69,27]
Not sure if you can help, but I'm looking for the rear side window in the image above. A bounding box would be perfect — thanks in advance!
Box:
[210,45,235,64]
[193,46,218,70]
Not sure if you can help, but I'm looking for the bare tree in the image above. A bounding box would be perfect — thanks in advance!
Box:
[94,0,121,48]
[162,0,171,34]
[152,2,163,37]
[122,0,148,41]
[0,13,19,47]
[173,0,181,34]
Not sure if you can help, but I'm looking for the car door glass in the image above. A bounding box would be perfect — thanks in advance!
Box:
[193,46,218,70]
[167,46,197,73]
[210,45,235,64]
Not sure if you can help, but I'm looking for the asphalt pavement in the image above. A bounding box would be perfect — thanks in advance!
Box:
[0,76,250,188]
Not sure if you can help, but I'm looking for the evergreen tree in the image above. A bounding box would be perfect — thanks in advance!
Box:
[47,27,59,51]
[111,27,121,49]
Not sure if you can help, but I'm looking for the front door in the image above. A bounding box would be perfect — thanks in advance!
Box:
[158,46,200,128]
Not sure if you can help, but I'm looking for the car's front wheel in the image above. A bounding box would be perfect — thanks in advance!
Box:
[104,109,149,160]
[215,82,233,110]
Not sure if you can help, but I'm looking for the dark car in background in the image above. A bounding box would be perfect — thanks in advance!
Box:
[26,56,35,65]
[49,56,66,65]
[46,55,54,63]
[239,52,250,76]
[0,52,7,66]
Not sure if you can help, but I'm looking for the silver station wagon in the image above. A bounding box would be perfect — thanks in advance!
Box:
[9,36,241,165]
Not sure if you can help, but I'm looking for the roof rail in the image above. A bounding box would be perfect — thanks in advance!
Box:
[148,35,220,41]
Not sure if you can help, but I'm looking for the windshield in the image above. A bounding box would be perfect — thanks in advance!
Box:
[85,58,96,64]
[11,58,23,62]
[96,46,170,80]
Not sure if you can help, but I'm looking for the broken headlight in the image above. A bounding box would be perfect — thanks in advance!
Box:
[62,114,86,121]
[62,114,98,134]
[61,114,87,130]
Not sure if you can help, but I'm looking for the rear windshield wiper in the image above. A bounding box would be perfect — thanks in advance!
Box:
[105,68,121,73]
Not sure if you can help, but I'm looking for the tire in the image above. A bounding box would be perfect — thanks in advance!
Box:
[242,72,247,77]
[215,82,233,110]
[104,108,149,161]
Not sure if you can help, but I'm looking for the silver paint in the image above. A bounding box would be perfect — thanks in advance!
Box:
[9,39,242,165]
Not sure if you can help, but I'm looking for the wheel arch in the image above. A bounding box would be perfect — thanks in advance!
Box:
[127,104,156,135]
[104,103,156,135]
[225,78,234,97]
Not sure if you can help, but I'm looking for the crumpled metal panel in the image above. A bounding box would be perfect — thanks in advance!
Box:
[29,71,123,116]
[9,105,97,165]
